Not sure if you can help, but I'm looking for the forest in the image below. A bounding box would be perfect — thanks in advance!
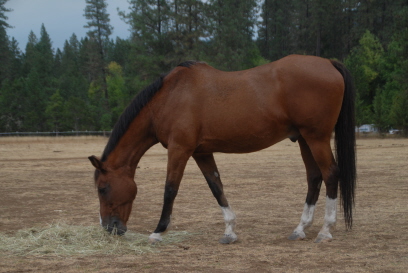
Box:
[0,0,407,135]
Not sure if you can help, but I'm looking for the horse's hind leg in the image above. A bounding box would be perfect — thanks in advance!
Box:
[193,153,237,244]
[289,136,323,240]
[303,137,339,243]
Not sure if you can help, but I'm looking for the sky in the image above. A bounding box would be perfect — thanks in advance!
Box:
[5,0,131,51]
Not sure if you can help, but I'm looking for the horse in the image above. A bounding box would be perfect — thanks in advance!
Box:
[89,54,356,244]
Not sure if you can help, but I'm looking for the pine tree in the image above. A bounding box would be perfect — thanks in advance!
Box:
[355,0,406,47]
[0,0,12,29]
[0,25,10,83]
[120,0,173,79]
[123,0,170,46]
[65,96,93,131]
[18,25,56,131]
[289,0,349,59]
[0,78,26,131]
[206,0,260,70]
[24,70,47,131]
[0,0,12,84]
[22,31,38,76]
[36,24,54,84]
[54,48,63,78]
[106,37,131,71]
[8,37,22,80]
[59,34,87,99]
[258,0,294,61]
[46,90,65,132]
[84,0,113,99]
[169,0,207,65]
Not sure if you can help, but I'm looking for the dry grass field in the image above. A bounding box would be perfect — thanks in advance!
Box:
[0,136,407,272]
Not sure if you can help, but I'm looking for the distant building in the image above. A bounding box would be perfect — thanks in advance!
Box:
[356,124,378,133]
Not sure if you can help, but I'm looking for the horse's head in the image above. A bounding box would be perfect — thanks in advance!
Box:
[88,155,137,235]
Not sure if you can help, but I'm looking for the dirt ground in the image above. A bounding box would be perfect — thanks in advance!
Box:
[0,136,407,272]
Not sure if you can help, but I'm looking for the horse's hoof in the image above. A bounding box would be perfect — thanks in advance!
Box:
[148,233,163,244]
[288,231,305,240]
[314,233,332,243]
[219,234,237,244]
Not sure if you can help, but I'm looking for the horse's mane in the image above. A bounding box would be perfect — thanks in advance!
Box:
[101,76,164,161]
[177,60,197,68]
[101,61,198,162]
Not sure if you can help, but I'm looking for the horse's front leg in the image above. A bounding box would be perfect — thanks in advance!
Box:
[149,146,192,243]
[193,153,237,244]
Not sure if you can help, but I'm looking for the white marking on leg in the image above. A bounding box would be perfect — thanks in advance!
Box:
[149,215,171,243]
[291,203,316,239]
[99,212,102,226]
[149,232,163,242]
[221,206,237,241]
[317,197,337,240]
[214,171,219,178]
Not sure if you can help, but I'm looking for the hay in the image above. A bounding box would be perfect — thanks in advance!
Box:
[0,222,190,257]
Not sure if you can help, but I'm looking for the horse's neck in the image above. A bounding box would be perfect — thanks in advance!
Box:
[105,111,157,176]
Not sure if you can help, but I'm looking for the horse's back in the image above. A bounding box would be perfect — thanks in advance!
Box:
[153,55,345,153]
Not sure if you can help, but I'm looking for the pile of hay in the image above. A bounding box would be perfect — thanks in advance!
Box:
[0,222,190,257]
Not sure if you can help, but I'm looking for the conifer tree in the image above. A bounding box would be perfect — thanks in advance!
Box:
[120,0,172,78]
[84,0,113,99]
[0,0,12,84]
[0,25,10,83]
[46,90,65,132]
[0,0,12,28]
[258,0,294,61]
[22,31,38,76]
[8,37,22,80]
[206,0,259,70]
[169,0,206,64]
[36,24,54,84]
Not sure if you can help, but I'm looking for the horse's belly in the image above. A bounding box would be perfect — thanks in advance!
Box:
[196,139,279,154]
[196,122,293,154]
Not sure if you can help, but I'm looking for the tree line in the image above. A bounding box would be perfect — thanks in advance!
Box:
[0,0,407,135]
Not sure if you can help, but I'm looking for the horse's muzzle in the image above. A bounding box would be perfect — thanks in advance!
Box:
[102,216,127,235]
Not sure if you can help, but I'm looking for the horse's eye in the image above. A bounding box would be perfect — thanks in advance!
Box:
[98,187,108,195]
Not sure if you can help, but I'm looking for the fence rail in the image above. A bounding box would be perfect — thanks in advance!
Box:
[0,131,112,137]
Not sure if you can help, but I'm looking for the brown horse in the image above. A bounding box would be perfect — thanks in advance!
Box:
[89,55,356,244]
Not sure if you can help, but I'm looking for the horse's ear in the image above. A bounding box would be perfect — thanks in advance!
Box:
[88,155,104,171]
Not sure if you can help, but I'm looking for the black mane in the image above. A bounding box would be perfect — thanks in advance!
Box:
[178,60,197,68]
[101,61,198,162]
[101,75,165,161]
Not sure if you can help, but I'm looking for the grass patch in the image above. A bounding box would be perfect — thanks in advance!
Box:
[0,222,190,257]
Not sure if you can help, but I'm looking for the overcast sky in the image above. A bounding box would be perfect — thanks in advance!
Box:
[5,0,131,51]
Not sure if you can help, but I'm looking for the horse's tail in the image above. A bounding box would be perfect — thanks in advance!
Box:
[331,60,356,230]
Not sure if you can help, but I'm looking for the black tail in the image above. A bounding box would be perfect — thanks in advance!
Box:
[331,60,357,230]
